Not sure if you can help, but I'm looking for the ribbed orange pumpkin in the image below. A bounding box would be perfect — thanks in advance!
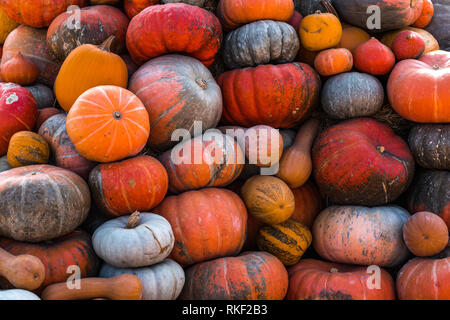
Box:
[153,188,247,267]
[66,85,150,163]
[291,180,323,228]
[0,52,38,85]
[413,0,434,28]
[124,0,159,18]
[7,131,50,167]
[314,48,353,76]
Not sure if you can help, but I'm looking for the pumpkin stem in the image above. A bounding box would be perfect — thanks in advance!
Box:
[320,0,340,19]
[432,64,440,70]
[377,146,385,153]
[98,36,116,52]
[195,79,207,90]
[330,268,339,273]
[126,211,140,229]
[113,111,122,120]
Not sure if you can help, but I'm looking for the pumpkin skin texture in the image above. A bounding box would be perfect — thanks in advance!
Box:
[89,156,168,217]
[381,27,439,56]
[24,84,55,109]
[312,205,411,267]
[396,247,450,300]
[66,86,150,163]
[35,108,60,131]
[218,63,321,129]
[223,20,299,69]
[217,0,294,31]
[314,48,353,77]
[321,72,384,120]
[153,188,247,267]
[124,0,159,19]
[337,24,370,54]
[99,259,185,300]
[312,118,415,206]
[353,38,395,76]
[47,5,130,61]
[392,30,426,60]
[387,50,450,123]
[0,86,37,156]
[413,0,434,28]
[0,165,91,242]
[0,52,38,86]
[180,251,288,300]
[407,170,450,229]
[7,131,50,167]
[333,0,423,33]
[0,230,99,290]
[287,259,396,300]
[299,12,342,52]
[128,54,222,151]
[291,180,323,228]
[0,7,18,44]
[0,289,40,300]
[126,3,222,67]
[0,156,11,173]
[403,211,448,257]
[425,0,450,51]
[408,124,450,170]
[54,37,128,112]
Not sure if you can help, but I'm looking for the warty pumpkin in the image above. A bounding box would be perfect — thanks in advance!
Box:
[314,48,353,77]
[290,180,323,228]
[124,0,159,19]
[54,36,128,112]
[392,30,426,60]
[7,131,50,167]
[353,38,395,76]
[381,26,439,56]
[299,11,342,51]
[413,0,434,28]
[0,7,18,44]
[0,52,38,85]
[66,85,150,163]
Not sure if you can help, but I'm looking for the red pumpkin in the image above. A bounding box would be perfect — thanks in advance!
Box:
[180,251,288,300]
[124,0,159,19]
[0,86,37,156]
[287,259,396,300]
[89,155,169,217]
[413,0,434,28]
[153,188,247,267]
[387,50,450,123]
[34,107,60,131]
[287,10,303,30]
[218,63,321,128]
[0,52,38,85]
[126,3,222,67]
[353,38,395,75]
[392,30,426,60]
[291,180,323,228]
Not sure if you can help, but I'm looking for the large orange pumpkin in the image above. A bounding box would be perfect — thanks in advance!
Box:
[66,85,150,163]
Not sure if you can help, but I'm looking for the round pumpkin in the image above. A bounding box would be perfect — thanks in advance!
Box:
[218,63,321,129]
[24,84,55,109]
[387,50,450,123]
[313,48,353,77]
[425,0,450,51]
[223,20,299,69]
[66,85,149,163]
[413,0,434,28]
[0,7,18,44]
[129,54,222,152]
[337,24,370,54]
[312,118,415,206]
[321,72,384,120]
[0,52,38,86]
[299,11,342,51]
[392,30,426,60]
[126,3,222,67]
[153,188,247,267]
[287,258,396,300]
[353,38,395,76]
[47,5,129,61]
[180,251,288,300]
[7,131,49,167]
[381,26,439,56]
[312,205,411,267]
[291,180,323,228]
[124,0,159,19]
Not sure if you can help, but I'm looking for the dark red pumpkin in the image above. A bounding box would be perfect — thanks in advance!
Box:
[126,3,222,67]
[391,30,426,60]
[353,38,395,75]
[124,0,159,19]
[218,63,321,128]
[312,118,415,206]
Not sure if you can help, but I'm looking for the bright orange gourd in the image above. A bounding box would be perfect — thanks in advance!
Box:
[299,11,342,51]
[314,48,353,76]
[7,131,50,167]
[0,52,38,85]
[412,0,434,28]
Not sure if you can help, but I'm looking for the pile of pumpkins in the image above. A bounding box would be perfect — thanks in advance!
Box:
[0,0,448,301]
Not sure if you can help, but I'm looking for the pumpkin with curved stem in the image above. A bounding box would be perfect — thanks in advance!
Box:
[314,48,353,76]
[413,0,434,28]
[124,0,159,19]
[291,180,323,228]
[7,131,50,167]
[392,30,426,60]
[353,38,395,76]
[299,11,342,51]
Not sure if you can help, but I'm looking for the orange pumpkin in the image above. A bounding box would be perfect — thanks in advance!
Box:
[124,0,159,19]
[314,48,353,77]
[0,7,19,44]
[412,0,434,28]
[0,52,38,85]
[66,85,150,163]
[337,24,370,54]
[7,131,50,167]
[291,180,323,228]
[299,11,342,51]
[392,30,426,60]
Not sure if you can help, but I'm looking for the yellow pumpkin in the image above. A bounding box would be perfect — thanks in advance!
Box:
[299,11,342,51]
[7,131,50,167]
[54,36,128,112]
[381,27,439,56]
[0,8,19,44]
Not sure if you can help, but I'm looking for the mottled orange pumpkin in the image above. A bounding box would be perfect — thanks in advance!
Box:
[412,0,434,28]
[314,48,353,76]
[7,131,49,167]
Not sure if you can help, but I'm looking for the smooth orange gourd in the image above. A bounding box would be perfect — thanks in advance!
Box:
[0,52,38,85]
[314,48,353,76]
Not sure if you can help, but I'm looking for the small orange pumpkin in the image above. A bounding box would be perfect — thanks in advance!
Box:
[0,52,38,85]
[314,48,353,76]
[7,131,50,167]
[337,24,370,54]
[381,27,439,56]
[299,11,342,51]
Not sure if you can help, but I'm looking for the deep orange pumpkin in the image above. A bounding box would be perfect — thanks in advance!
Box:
[337,24,370,54]
[412,0,434,28]
[353,38,395,75]
[124,0,158,18]
[291,180,323,228]
[314,48,353,77]
[0,52,38,85]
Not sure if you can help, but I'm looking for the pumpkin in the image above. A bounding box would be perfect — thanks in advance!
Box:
[0,7,18,44]
[90,0,120,4]
[128,54,222,151]
[124,0,159,19]
[413,0,434,28]
[337,24,370,54]
[241,175,295,225]
[47,5,129,61]
[287,10,303,30]
[1,25,61,87]
[38,113,95,180]
[0,247,45,291]
[313,205,411,267]
[66,85,149,163]
[180,251,288,300]
[291,180,323,228]
[257,219,312,266]
[223,20,299,69]
[403,211,448,257]
[392,30,426,60]
[321,72,384,120]
[0,52,38,85]
[218,63,321,129]
[54,36,128,112]
[0,156,11,173]
[93,212,174,268]
[99,259,185,300]
[0,165,90,242]
[408,124,450,170]
[387,50,450,123]
[126,3,222,67]
[381,27,439,56]
[0,230,99,290]
[425,0,450,51]
[24,84,55,109]
[0,86,37,156]
[276,119,319,189]
[35,108,60,131]
[353,38,395,75]
[6,131,50,167]
[217,0,294,31]
[243,213,264,251]
[313,48,353,77]
[80,206,112,236]
[397,246,450,300]
[41,274,143,300]
[299,11,342,52]
[244,126,284,168]
[407,170,450,229]
[153,188,247,266]
[312,118,415,206]
[89,156,168,216]
[333,0,423,32]
[159,133,243,194]
[287,258,396,300]
[121,54,138,80]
